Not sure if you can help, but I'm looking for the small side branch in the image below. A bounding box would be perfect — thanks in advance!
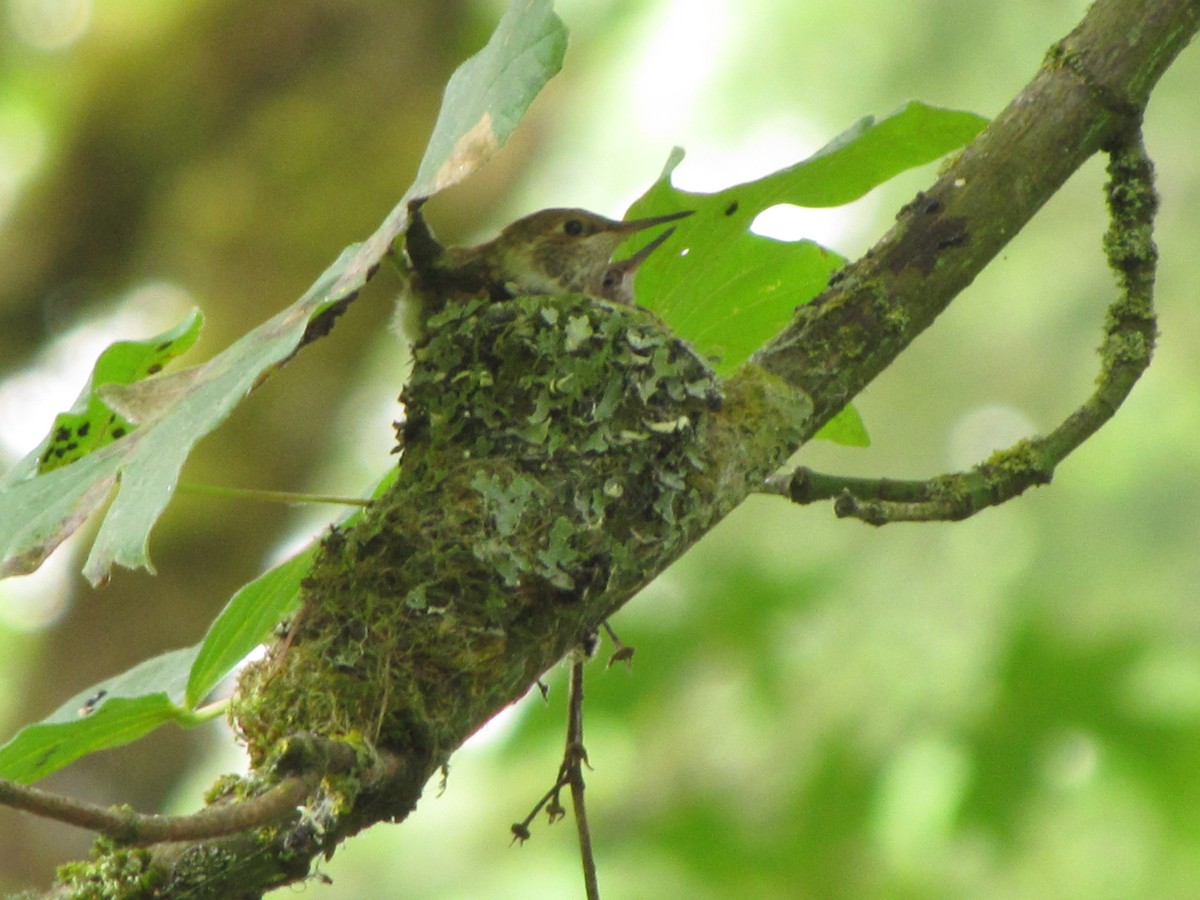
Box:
[763,129,1158,525]
[0,773,315,846]
[0,732,364,847]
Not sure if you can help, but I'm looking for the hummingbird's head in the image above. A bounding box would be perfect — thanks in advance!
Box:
[493,207,691,296]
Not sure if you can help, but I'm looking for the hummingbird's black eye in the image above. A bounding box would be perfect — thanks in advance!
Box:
[563,219,585,236]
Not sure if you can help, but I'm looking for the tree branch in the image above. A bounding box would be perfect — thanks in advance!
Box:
[751,0,1194,435]
[762,130,1159,523]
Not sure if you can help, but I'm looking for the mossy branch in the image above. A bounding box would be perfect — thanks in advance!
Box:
[762,131,1159,523]
[751,0,1191,431]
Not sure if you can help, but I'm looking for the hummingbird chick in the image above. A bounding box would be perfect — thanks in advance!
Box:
[403,202,690,308]
[593,225,678,306]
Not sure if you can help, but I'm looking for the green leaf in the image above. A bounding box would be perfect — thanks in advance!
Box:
[0,446,121,580]
[815,403,871,447]
[1,469,400,782]
[411,0,567,198]
[0,646,203,784]
[0,0,567,783]
[0,248,364,585]
[625,102,989,378]
[32,310,204,476]
[0,0,567,586]
[0,312,204,578]
[185,548,314,709]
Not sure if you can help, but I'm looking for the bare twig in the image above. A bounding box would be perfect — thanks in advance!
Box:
[601,620,635,669]
[566,658,600,900]
[509,655,601,899]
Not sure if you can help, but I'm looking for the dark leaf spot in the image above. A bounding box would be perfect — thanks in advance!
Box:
[78,689,108,716]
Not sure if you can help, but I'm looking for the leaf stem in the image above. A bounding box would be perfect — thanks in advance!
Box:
[178,482,370,507]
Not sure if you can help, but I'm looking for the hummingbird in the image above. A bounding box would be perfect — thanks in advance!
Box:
[403,201,691,308]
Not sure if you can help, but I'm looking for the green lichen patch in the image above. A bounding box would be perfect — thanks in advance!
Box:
[55,839,161,899]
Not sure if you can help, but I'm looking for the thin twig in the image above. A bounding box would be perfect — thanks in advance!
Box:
[566,658,600,900]
[509,654,602,899]
[601,620,635,669]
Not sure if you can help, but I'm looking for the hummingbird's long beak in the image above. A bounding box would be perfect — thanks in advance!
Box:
[615,209,693,234]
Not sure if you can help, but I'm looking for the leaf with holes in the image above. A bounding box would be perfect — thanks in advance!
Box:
[624,101,987,445]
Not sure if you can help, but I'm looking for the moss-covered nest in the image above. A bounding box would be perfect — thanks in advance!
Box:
[232,293,721,771]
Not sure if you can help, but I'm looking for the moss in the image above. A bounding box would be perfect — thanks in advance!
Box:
[231,293,721,779]
[927,474,971,506]
[1102,329,1153,369]
[55,840,161,899]
[983,439,1045,481]
[202,772,245,805]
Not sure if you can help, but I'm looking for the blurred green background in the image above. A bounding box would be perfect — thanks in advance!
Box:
[2,0,1200,896]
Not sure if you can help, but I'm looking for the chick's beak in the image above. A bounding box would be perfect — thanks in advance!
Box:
[610,226,678,275]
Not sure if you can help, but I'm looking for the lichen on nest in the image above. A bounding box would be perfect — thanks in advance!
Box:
[233,293,721,766]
